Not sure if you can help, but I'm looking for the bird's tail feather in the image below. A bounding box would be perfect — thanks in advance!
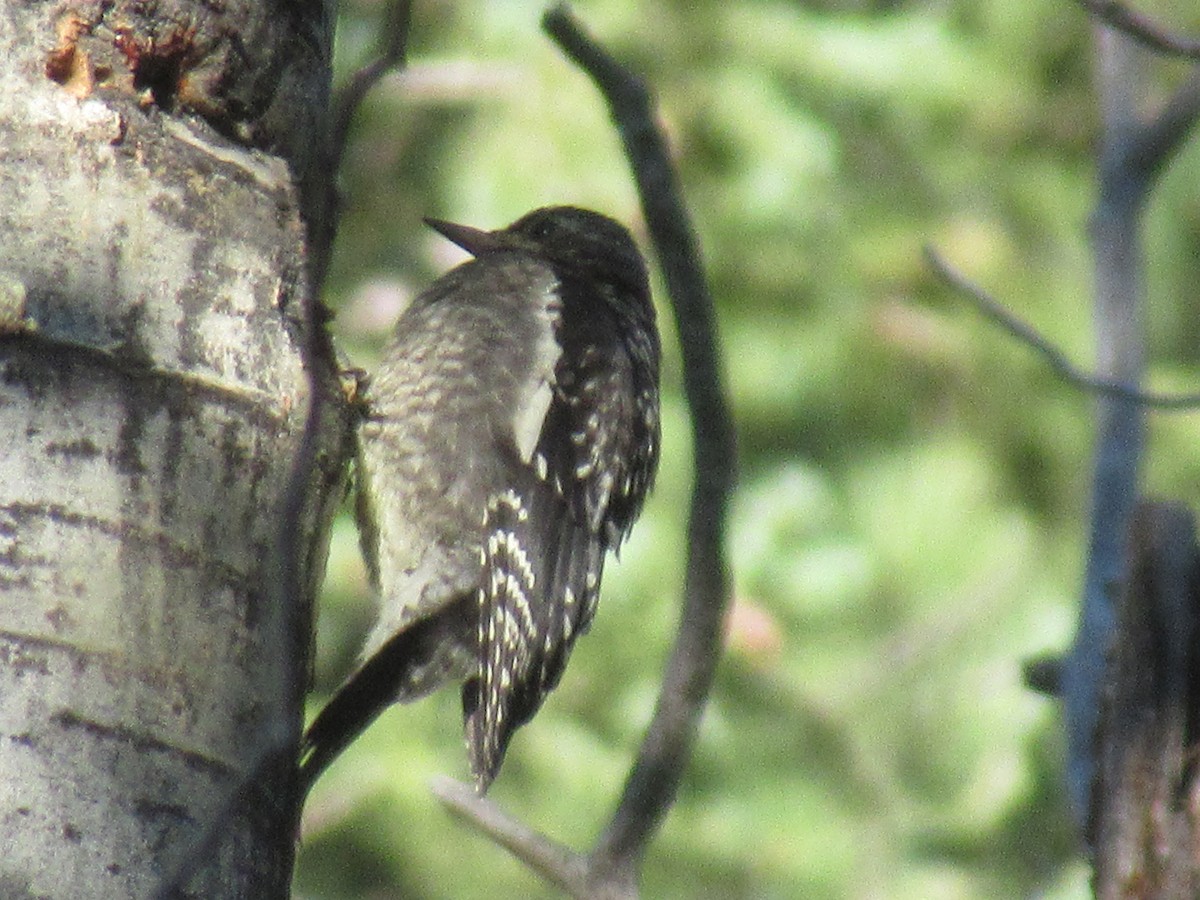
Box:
[299,593,475,797]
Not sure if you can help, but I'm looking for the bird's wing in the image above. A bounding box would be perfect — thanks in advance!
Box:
[465,313,648,790]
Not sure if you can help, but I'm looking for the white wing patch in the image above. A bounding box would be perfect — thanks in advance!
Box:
[511,281,562,463]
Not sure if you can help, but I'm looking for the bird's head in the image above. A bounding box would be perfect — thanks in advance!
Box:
[424,206,650,303]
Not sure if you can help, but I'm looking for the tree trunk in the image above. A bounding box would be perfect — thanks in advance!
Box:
[0,1,346,896]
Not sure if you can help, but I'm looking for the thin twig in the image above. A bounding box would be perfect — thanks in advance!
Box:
[1074,0,1200,59]
[924,246,1200,411]
[1118,67,1200,191]
[311,0,416,291]
[289,0,418,829]
[544,1,736,888]
[330,0,416,177]
[153,6,416,896]
[430,778,591,897]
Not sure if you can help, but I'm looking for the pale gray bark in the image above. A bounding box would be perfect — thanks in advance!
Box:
[0,1,346,897]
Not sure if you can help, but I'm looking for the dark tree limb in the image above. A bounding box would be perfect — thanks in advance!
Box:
[431,5,735,897]
[924,246,1200,410]
[1074,0,1200,59]
[330,0,415,177]
[283,0,414,822]
[310,0,416,291]
[1090,501,1200,898]
[542,3,736,876]
[1064,29,1200,836]
[157,3,418,896]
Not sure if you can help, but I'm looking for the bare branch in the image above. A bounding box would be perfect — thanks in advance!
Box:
[1063,29,1200,837]
[924,246,1200,410]
[159,7,420,898]
[310,0,416,291]
[430,4,735,895]
[330,0,416,177]
[430,778,594,898]
[1119,67,1200,191]
[544,1,736,887]
[1074,0,1200,59]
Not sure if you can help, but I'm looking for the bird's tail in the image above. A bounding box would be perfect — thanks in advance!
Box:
[299,594,475,798]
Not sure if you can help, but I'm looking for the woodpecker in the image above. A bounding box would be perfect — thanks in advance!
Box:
[300,206,660,794]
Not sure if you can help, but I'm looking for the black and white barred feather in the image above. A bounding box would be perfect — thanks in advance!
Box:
[301,206,659,795]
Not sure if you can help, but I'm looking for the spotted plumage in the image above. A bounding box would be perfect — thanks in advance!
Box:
[300,206,660,794]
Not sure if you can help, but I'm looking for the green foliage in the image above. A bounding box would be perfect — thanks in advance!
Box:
[296,1,1200,897]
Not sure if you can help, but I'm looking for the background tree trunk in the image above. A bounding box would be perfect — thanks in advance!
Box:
[0,1,346,896]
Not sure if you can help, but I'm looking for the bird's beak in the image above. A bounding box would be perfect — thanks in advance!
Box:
[423,217,503,257]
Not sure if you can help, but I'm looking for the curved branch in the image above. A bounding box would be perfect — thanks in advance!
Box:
[924,246,1200,411]
[434,5,735,895]
[1074,0,1200,59]
[1066,29,1200,840]
[430,778,592,897]
[329,0,415,177]
[544,2,736,887]
[310,0,416,291]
